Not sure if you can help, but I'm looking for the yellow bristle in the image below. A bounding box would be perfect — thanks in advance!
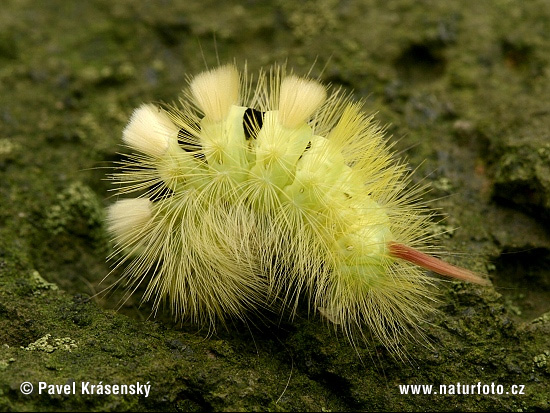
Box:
[122,104,179,157]
[278,75,326,128]
[107,198,153,246]
[190,64,240,121]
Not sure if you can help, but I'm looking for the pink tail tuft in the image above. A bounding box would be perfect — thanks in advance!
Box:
[388,242,490,285]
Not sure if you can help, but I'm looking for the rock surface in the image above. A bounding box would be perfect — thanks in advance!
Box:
[1,0,549,411]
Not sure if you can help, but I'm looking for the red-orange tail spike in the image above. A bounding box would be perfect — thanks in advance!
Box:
[388,242,490,285]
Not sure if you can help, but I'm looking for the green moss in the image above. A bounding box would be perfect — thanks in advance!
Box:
[21,334,77,353]
[277,0,340,41]
[492,138,550,221]
[29,270,58,293]
[43,182,104,239]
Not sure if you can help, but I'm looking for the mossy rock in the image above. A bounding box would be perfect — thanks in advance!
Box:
[1,0,549,411]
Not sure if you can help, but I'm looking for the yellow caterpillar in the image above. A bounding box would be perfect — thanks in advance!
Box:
[106,64,488,350]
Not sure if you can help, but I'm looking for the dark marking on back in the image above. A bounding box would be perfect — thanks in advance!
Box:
[243,108,264,140]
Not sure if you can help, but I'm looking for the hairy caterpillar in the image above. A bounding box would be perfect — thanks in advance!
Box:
[106,64,488,351]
